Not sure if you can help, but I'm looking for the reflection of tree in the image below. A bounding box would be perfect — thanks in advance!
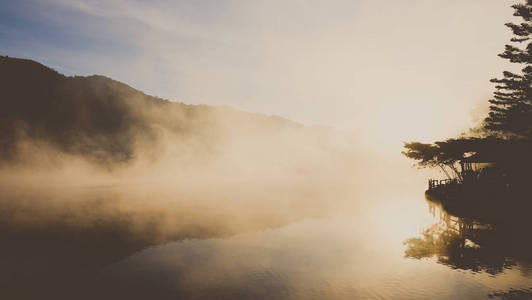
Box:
[404,223,512,275]
[488,288,532,300]
[403,202,532,275]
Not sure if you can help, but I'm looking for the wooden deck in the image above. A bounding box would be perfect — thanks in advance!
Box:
[428,178,459,190]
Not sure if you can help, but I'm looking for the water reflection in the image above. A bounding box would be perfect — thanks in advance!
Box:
[404,200,532,276]
[488,288,532,300]
[0,182,356,299]
[2,182,532,299]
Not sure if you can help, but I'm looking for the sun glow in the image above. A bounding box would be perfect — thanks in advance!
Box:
[366,99,441,149]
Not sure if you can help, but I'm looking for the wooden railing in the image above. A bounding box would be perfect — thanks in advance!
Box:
[428,178,459,190]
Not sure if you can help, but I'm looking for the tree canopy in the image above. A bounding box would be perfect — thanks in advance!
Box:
[403,1,532,177]
[402,138,496,179]
[484,0,532,138]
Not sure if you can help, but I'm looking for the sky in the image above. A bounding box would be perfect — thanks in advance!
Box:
[0,0,518,148]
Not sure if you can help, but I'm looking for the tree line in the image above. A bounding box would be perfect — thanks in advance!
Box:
[403,1,532,185]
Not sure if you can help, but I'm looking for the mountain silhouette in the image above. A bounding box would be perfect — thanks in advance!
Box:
[0,56,307,166]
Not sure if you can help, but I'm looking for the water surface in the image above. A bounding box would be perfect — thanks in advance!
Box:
[1,182,531,300]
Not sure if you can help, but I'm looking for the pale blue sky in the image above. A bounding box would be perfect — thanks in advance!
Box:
[0,0,518,147]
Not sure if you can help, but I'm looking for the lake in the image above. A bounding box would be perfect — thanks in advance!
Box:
[1,179,531,300]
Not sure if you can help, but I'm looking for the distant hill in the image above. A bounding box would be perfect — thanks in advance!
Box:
[0,56,317,166]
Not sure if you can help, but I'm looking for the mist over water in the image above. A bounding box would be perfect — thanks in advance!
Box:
[1,57,531,300]
[3,137,531,300]
[0,61,372,298]
[3,165,531,300]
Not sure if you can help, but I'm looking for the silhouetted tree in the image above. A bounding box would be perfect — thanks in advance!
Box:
[485,0,532,138]
[403,138,493,180]
[402,141,459,179]
[403,1,532,182]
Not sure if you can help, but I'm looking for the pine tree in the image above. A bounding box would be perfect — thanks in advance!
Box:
[485,1,532,138]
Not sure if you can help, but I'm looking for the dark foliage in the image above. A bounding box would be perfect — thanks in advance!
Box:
[485,1,532,138]
[403,1,532,186]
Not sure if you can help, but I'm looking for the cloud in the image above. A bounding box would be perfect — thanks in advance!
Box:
[0,0,518,148]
